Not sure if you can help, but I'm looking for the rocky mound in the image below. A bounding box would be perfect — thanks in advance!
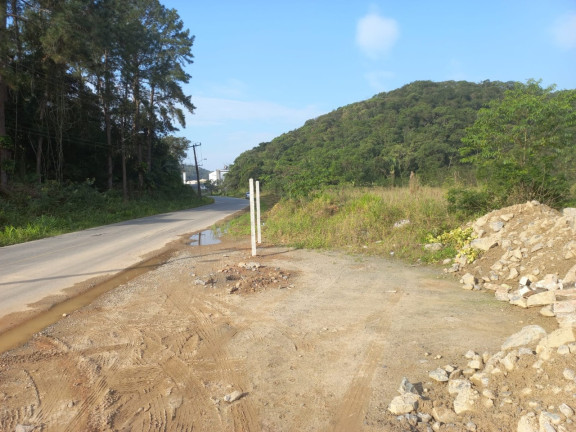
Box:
[384,201,576,431]
[387,325,576,431]
[450,201,576,329]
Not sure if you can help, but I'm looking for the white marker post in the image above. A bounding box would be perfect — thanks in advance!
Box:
[249,178,257,256]
[256,180,262,244]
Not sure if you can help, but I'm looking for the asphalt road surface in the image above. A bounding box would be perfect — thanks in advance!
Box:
[0,196,248,320]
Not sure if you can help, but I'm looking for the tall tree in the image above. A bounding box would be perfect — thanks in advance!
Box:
[460,80,576,206]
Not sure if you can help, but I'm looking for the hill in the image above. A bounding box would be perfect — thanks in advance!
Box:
[224,80,516,195]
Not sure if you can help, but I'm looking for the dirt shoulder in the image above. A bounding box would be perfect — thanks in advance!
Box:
[0,238,558,431]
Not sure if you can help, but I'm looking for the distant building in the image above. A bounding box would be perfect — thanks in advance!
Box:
[209,168,229,185]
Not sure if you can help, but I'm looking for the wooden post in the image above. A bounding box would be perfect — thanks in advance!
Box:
[249,178,257,256]
[256,180,262,244]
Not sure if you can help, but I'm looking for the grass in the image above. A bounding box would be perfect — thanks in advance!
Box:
[248,186,468,263]
[0,182,212,247]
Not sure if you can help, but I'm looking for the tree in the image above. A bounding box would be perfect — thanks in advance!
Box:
[460,80,576,207]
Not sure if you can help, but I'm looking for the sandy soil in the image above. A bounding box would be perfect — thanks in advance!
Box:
[0,238,556,432]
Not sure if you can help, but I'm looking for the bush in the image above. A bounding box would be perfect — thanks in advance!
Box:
[446,187,493,217]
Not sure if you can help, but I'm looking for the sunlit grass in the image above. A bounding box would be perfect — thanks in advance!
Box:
[259,186,466,263]
[0,186,212,247]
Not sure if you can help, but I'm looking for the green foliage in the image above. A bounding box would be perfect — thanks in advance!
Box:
[426,226,480,264]
[446,187,494,217]
[0,181,210,246]
[259,186,465,262]
[225,80,516,195]
[2,0,195,193]
[460,80,576,208]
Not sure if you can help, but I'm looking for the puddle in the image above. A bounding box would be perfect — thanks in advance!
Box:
[0,250,173,354]
[190,228,222,246]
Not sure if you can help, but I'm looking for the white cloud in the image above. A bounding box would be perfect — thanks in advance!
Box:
[551,12,576,50]
[356,12,399,59]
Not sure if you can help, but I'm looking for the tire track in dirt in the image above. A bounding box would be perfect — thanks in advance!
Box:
[157,281,261,431]
[328,315,394,432]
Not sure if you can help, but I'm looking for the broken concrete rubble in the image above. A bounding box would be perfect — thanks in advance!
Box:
[443,201,576,329]
[389,325,576,431]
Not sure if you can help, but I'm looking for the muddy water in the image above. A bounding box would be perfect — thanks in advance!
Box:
[189,228,223,246]
[0,249,178,354]
[0,228,228,354]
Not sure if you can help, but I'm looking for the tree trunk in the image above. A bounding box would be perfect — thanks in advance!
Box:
[0,0,10,189]
[146,86,154,174]
[36,135,43,183]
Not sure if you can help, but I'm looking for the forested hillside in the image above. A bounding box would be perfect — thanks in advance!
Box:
[225,80,515,195]
[0,0,194,198]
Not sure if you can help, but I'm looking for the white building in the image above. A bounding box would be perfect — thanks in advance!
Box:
[209,168,229,185]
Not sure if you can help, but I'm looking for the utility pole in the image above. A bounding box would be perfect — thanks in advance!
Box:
[191,142,202,198]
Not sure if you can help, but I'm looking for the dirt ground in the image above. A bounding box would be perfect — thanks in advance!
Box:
[0,237,558,432]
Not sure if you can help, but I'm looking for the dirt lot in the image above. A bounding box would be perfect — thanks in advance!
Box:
[0,234,558,432]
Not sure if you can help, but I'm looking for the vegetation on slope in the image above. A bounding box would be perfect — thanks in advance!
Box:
[225,80,576,211]
[225,80,516,196]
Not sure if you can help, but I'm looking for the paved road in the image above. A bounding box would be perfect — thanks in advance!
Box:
[0,196,248,318]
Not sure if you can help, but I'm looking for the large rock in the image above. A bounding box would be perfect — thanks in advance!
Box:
[526,290,556,307]
[453,387,479,414]
[471,236,499,251]
[501,325,547,350]
[431,406,457,423]
[536,327,575,352]
[388,393,420,415]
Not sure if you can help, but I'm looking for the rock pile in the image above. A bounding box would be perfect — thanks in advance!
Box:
[447,201,576,329]
[388,325,576,431]
[390,201,576,431]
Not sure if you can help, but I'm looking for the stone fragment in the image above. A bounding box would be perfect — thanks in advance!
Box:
[431,406,457,423]
[447,379,471,395]
[501,351,518,371]
[500,213,514,222]
[554,300,576,314]
[490,221,505,232]
[424,242,443,251]
[537,327,575,352]
[495,285,512,301]
[398,377,420,395]
[540,411,563,426]
[507,267,519,280]
[388,393,420,414]
[470,372,489,387]
[393,219,410,228]
[563,264,576,287]
[453,388,478,414]
[539,305,555,317]
[526,290,556,307]
[471,236,499,251]
[461,273,477,289]
[517,413,538,432]
[15,426,36,432]
[509,294,528,308]
[223,390,244,403]
[467,356,483,370]
[559,403,575,418]
[563,368,576,381]
[501,325,547,350]
[429,368,449,382]
[535,274,560,290]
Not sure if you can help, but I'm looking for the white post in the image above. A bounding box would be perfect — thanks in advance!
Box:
[249,178,257,256]
[256,180,262,244]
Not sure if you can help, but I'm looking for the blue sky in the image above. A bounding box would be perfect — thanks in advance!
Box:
[160,0,576,171]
